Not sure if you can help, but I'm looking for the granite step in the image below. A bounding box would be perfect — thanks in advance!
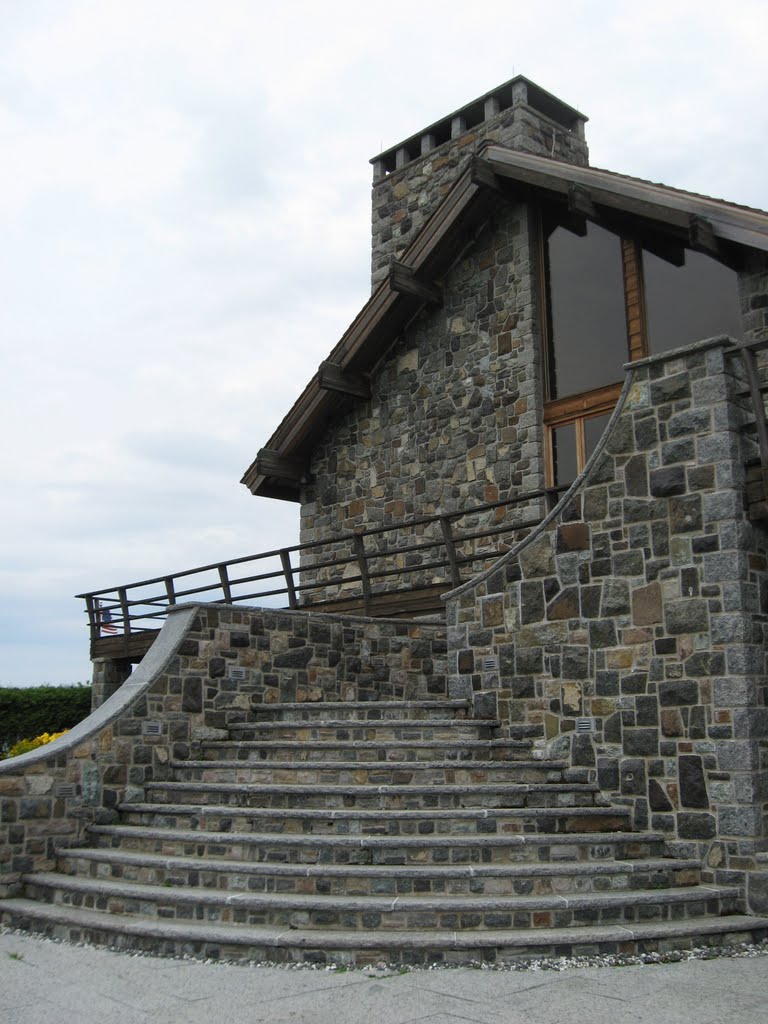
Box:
[249,701,472,722]
[56,846,704,897]
[170,759,570,786]
[115,801,631,836]
[194,738,534,762]
[85,824,665,866]
[142,780,606,810]
[18,873,745,932]
[4,898,767,967]
[226,720,501,743]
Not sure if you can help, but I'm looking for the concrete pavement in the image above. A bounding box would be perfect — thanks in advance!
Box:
[2,926,767,1024]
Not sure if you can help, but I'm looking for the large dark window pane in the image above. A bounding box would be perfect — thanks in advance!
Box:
[552,423,578,487]
[643,249,742,354]
[584,412,612,462]
[546,221,628,399]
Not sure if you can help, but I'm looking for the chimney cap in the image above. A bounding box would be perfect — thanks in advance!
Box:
[370,75,587,173]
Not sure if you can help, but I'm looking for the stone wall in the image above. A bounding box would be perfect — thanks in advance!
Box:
[300,202,547,591]
[371,102,588,288]
[445,338,768,896]
[0,604,447,895]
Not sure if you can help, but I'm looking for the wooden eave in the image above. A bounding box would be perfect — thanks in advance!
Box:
[483,146,768,255]
[243,145,768,502]
[241,168,497,499]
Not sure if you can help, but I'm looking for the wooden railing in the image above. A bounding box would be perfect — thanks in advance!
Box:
[77,485,566,648]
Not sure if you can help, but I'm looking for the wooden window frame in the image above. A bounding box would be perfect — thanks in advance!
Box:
[538,213,647,486]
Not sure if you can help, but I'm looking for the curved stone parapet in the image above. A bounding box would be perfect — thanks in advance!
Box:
[0,606,199,895]
[443,336,768,902]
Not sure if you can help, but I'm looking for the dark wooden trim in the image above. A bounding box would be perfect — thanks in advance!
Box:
[318,360,371,399]
[688,214,719,256]
[470,156,503,193]
[568,183,596,219]
[388,261,442,305]
[255,448,309,484]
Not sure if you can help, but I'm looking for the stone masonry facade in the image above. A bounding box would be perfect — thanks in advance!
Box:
[0,606,447,895]
[300,201,547,589]
[445,338,768,907]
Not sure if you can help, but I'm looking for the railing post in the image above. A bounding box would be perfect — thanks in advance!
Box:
[164,577,177,606]
[740,345,768,473]
[353,532,372,615]
[218,565,233,603]
[280,549,298,609]
[118,587,131,634]
[85,595,99,644]
[439,516,462,587]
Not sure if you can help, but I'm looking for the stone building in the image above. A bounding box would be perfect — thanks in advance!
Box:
[240,75,768,895]
[3,75,768,961]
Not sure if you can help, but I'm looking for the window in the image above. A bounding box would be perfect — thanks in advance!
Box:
[540,213,742,486]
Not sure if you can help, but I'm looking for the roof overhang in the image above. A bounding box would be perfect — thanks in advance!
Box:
[242,146,768,501]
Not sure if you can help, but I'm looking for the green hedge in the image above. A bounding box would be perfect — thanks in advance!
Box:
[0,685,92,753]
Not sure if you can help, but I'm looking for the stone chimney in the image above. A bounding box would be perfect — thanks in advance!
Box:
[369,76,588,287]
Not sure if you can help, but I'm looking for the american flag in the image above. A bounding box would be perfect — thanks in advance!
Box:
[98,602,118,635]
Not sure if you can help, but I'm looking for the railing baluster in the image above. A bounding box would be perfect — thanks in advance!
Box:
[353,532,372,615]
[164,577,176,605]
[85,595,99,644]
[280,549,298,609]
[218,565,233,603]
[118,587,131,634]
[439,516,462,587]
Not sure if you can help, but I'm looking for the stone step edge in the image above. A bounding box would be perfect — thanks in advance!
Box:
[23,873,738,914]
[199,739,532,749]
[119,802,627,821]
[250,701,471,711]
[3,899,766,953]
[228,719,502,730]
[88,824,661,848]
[144,782,599,795]
[58,847,703,879]
[171,759,566,771]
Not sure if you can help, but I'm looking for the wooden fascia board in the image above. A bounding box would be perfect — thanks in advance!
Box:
[484,145,768,253]
[319,360,372,399]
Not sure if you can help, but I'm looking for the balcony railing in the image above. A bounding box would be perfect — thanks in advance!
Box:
[77,485,565,651]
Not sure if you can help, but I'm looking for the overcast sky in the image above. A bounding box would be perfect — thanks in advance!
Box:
[1,0,766,686]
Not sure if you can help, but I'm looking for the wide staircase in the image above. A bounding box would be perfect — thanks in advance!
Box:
[3,698,766,966]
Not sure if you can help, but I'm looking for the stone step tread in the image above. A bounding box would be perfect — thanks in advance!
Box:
[172,759,565,771]
[23,873,737,913]
[145,782,599,796]
[250,701,471,712]
[4,899,766,953]
[59,847,703,879]
[229,719,501,730]
[119,802,626,821]
[201,739,532,750]
[88,824,660,849]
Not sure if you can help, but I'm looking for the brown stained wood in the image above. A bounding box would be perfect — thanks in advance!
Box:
[622,239,648,364]
[318,361,371,400]
[388,261,443,305]
[90,631,160,662]
[543,381,623,426]
[255,448,308,484]
[688,214,719,257]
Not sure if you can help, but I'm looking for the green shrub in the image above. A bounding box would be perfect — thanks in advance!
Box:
[0,685,91,755]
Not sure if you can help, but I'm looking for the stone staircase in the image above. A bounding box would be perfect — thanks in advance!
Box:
[2,698,767,966]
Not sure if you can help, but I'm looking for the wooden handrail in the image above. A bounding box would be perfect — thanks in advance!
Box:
[77,484,569,640]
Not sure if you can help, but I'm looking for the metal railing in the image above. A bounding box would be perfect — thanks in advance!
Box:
[77,485,566,643]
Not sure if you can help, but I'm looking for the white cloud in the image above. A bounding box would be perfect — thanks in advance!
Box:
[0,0,766,685]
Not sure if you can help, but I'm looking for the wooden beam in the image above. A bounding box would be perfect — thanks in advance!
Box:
[688,214,719,256]
[470,156,503,193]
[318,360,371,400]
[389,261,443,305]
[255,448,308,484]
[568,183,596,219]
